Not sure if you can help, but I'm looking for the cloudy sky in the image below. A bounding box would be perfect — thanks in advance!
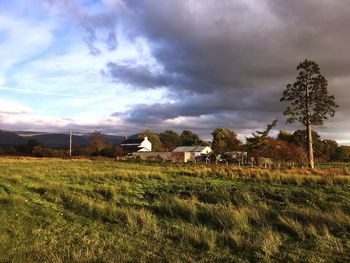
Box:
[0,0,349,143]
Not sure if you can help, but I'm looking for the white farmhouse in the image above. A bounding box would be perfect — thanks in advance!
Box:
[120,137,152,154]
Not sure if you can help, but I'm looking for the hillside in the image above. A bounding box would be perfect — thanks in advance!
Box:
[0,158,349,262]
[0,130,26,146]
[0,130,125,148]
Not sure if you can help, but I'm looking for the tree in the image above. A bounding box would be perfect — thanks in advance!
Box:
[159,130,181,151]
[15,139,42,155]
[114,145,124,157]
[70,144,89,156]
[245,119,278,154]
[333,146,350,162]
[292,129,322,158]
[319,139,338,162]
[262,139,307,163]
[180,130,200,146]
[89,131,110,155]
[277,130,294,143]
[291,130,338,162]
[281,60,338,168]
[32,146,63,158]
[211,128,241,154]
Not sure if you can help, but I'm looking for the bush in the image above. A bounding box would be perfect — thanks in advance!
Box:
[32,146,64,158]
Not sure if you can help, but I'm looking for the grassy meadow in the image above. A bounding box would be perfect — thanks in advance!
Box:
[0,158,350,262]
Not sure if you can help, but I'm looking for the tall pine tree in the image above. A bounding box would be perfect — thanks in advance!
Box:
[281,60,338,168]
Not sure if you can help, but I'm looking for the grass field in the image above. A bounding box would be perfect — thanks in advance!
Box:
[0,158,349,262]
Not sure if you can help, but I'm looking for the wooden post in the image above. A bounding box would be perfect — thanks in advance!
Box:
[69,131,72,157]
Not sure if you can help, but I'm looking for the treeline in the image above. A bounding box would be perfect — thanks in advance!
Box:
[0,127,349,163]
[142,124,350,163]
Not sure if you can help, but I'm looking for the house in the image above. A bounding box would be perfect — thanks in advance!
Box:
[120,137,152,154]
[173,146,213,155]
[172,146,213,162]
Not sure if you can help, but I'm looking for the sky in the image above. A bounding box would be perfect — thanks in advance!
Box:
[0,0,350,143]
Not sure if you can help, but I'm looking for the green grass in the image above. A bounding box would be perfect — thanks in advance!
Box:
[0,157,350,262]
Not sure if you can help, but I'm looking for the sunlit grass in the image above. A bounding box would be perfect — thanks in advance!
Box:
[0,158,349,262]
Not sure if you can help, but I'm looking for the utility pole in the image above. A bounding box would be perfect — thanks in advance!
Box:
[69,131,72,157]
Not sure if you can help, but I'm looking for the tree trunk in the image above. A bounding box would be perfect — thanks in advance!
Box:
[306,123,315,169]
[306,79,315,169]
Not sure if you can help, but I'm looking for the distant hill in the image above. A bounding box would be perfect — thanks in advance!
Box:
[0,131,26,146]
[128,133,142,139]
[102,135,125,145]
[30,134,90,148]
[0,130,126,148]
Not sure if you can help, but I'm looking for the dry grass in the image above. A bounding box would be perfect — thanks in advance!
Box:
[0,158,349,262]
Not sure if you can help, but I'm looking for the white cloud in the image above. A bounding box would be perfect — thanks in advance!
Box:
[5,32,169,117]
[0,99,32,114]
[0,104,122,133]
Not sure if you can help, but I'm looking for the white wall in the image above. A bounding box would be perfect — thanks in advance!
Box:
[139,137,152,151]
[199,146,213,155]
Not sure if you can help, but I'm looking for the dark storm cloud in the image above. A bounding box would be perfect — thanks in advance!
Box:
[119,0,293,92]
[65,0,348,140]
[102,62,169,88]
[108,0,350,137]
[117,88,283,123]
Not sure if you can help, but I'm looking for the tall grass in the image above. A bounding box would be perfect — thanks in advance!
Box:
[0,158,349,262]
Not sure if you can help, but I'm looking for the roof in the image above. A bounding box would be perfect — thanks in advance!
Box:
[173,146,211,153]
[121,145,141,153]
[121,138,144,145]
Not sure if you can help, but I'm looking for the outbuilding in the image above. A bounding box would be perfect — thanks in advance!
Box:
[172,146,213,162]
